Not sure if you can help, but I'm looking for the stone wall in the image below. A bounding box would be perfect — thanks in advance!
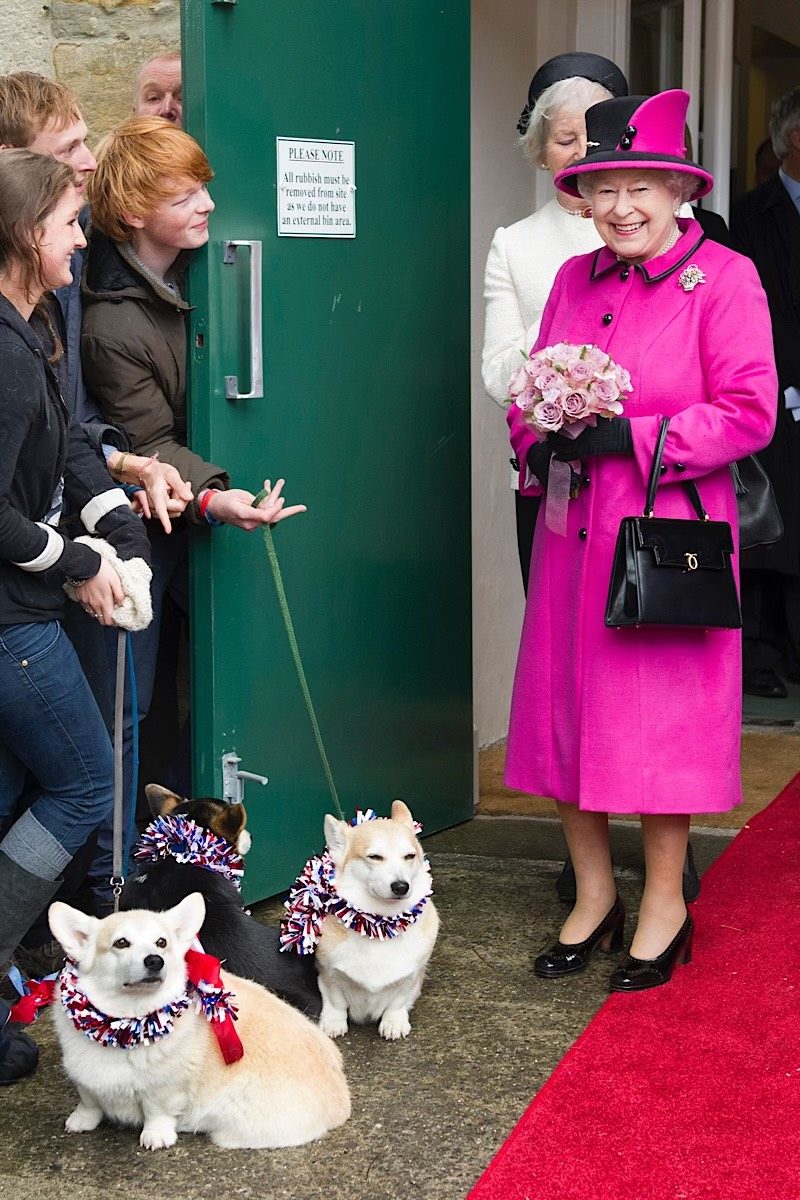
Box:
[0,0,180,142]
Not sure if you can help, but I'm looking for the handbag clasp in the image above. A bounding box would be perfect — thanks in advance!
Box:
[685,552,699,571]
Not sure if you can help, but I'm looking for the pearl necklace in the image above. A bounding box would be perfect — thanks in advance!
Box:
[556,195,593,219]
[654,221,681,257]
[617,221,681,268]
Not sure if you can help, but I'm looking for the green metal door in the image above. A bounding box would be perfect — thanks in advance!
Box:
[183,0,472,902]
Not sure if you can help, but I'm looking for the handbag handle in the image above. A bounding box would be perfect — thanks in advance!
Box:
[644,417,707,521]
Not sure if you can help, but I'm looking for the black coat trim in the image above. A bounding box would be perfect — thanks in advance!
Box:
[589,227,706,283]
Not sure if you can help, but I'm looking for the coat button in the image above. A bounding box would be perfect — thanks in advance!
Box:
[675,462,686,472]
[602,313,613,325]
[620,267,630,280]
[582,474,590,487]
[578,527,588,540]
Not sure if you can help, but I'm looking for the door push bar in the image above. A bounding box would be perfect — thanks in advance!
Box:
[222,239,264,400]
[221,751,268,806]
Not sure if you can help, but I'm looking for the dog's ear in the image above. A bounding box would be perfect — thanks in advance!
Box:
[166,893,206,947]
[145,783,183,817]
[48,902,97,968]
[391,799,415,829]
[323,814,350,861]
[212,802,247,847]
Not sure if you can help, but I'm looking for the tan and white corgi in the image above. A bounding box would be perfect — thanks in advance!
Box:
[48,894,350,1150]
[314,801,439,1040]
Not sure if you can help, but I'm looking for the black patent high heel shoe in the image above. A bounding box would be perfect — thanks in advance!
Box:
[608,913,694,992]
[534,896,625,979]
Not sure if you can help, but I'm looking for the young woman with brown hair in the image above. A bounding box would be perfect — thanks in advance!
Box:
[0,150,151,1082]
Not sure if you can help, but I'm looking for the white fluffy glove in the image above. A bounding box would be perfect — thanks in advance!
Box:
[63,536,153,632]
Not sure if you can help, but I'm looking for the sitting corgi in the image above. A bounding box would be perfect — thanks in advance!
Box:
[48,895,350,1150]
[121,785,321,1019]
[281,802,439,1040]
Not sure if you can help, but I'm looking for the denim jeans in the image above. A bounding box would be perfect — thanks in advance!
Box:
[91,522,189,896]
[0,621,113,880]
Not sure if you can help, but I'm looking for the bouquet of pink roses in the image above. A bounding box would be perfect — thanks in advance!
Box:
[508,342,632,437]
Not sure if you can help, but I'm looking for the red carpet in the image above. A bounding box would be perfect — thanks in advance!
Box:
[468,777,800,1200]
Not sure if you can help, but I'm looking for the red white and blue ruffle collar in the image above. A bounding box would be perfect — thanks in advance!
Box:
[279,810,432,956]
[134,814,244,890]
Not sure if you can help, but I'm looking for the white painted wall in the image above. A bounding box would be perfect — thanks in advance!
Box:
[470,0,635,748]
[471,0,538,748]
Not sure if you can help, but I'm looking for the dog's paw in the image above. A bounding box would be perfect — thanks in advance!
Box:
[379,1011,411,1040]
[319,1010,349,1039]
[140,1121,178,1151]
[65,1105,103,1134]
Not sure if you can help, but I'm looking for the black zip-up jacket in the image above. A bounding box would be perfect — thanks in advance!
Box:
[0,294,132,624]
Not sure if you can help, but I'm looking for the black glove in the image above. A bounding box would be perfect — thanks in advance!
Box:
[95,507,152,567]
[547,417,632,460]
[526,441,555,489]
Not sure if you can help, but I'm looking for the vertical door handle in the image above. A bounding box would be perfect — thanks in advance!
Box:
[222,239,264,399]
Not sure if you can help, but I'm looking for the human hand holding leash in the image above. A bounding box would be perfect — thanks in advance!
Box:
[74,559,125,625]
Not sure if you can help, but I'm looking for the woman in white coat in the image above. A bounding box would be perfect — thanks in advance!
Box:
[482,52,628,592]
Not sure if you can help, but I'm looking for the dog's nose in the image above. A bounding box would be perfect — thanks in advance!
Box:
[390,880,410,897]
[143,954,164,974]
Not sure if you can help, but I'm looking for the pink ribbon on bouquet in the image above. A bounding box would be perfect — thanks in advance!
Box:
[545,458,578,536]
[543,418,592,536]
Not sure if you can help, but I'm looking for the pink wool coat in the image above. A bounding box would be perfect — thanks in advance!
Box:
[505,219,777,814]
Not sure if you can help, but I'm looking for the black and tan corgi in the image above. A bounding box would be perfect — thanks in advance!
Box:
[120,785,321,1019]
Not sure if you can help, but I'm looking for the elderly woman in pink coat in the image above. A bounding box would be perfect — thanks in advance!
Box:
[506,89,777,991]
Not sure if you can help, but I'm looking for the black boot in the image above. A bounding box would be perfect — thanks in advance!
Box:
[0,998,38,1085]
[0,852,62,967]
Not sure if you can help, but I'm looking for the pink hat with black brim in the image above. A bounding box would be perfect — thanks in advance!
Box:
[554,88,713,199]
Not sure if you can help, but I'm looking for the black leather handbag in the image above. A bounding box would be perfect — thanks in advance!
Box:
[731,455,783,551]
[605,418,742,629]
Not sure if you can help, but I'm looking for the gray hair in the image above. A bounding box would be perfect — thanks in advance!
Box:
[133,50,181,106]
[576,168,698,204]
[769,85,800,162]
[519,76,611,166]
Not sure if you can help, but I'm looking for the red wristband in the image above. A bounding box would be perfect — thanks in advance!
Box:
[194,489,217,523]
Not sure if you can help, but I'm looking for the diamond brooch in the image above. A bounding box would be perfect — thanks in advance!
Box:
[679,265,706,292]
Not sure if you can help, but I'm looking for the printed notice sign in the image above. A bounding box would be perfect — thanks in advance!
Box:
[277,138,356,238]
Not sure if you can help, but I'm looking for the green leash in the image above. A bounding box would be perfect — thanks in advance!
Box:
[252,490,345,822]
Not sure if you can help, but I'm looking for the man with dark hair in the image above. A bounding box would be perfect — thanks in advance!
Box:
[731,86,800,699]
